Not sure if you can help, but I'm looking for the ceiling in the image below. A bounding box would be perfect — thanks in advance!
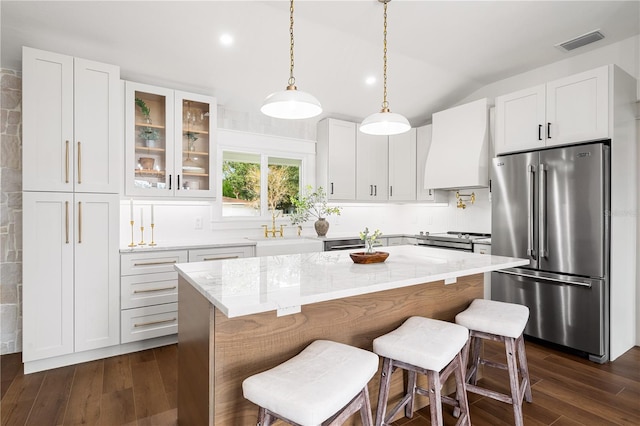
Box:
[2,1,639,126]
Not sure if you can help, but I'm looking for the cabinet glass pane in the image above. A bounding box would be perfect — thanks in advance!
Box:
[181,99,210,191]
[134,91,168,190]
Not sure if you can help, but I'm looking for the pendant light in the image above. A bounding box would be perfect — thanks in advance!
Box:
[360,0,410,136]
[261,0,322,119]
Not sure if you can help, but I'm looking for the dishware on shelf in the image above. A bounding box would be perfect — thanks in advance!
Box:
[139,157,155,170]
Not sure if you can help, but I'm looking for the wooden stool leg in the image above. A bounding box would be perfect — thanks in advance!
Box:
[505,337,524,426]
[427,370,444,426]
[375,357,393,426]
[257,407,274,426]
[404,370,417,418]
[467,335,482,385]
[453,352,471,425]
[360,385,374,426]
[517,334,533,403]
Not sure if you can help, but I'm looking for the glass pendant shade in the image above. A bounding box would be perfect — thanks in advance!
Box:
[360,110,411,135]
[261,86,322,119]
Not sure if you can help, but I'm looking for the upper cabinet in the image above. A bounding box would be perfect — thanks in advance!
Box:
[316,118,357,200]
[416,125,448,202]
[495,66,609,155]
[22,47,120,193]
[125,81,216,198]
[388,129,416,201]
[356,131,388,201]
[424,98,489,190]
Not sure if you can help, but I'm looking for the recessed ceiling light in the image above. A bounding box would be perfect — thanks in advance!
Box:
[365,76,376,85]
[219,33,234,46]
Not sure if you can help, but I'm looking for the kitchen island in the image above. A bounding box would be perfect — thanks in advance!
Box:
[175,245,528,425]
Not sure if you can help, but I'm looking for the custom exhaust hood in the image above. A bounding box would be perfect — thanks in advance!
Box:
[423,98,489,190]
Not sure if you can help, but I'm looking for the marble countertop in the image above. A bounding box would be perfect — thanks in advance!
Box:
[175,245,528,318]
[119,238,257,253]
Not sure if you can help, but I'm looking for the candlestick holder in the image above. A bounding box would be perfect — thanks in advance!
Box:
[128,220,137,247]
[139,226,146,246]
[149,223,157,246]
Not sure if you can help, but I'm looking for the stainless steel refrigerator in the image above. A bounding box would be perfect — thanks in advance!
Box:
[491,141,610,363]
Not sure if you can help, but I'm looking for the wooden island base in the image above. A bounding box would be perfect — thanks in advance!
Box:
[178,273,483,425]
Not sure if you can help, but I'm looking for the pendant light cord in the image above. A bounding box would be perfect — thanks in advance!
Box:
[288,0,296,87]
[382,0,389,112]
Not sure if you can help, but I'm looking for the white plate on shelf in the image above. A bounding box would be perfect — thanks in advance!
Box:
[183,166,205,174]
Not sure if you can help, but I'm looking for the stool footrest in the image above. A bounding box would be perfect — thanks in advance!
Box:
[466,383,514,404]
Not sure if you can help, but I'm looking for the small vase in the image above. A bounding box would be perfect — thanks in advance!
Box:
[314,218,329,237]
[365,240,376,254]
[146,139,157,148]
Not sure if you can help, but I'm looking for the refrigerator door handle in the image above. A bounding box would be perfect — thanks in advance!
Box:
[496,270,592,288]
[539,163,548,258]
[527,164,536,258]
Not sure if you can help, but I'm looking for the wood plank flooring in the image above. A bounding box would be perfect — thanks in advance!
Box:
[1,340,638,425]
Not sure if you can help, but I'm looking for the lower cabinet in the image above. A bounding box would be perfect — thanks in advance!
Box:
[23,192,120,362]
[120,245,255,343]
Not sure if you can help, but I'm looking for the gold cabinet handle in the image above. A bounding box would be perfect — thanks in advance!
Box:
[203,256,239,261]
[133,317,177,328]
[133,260,177,267]
[133,286,177,294]
[65,201,70,244]
[77,141,82,184]
[78,201,82,244]
[65,140,70,184]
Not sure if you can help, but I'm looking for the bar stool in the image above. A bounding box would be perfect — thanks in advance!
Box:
[373,316,471,426]
[242,340,379,426]
[455,299,532,426]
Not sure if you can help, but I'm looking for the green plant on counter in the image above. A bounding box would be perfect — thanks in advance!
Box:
[289,185,341,225]
[359,227,382,254]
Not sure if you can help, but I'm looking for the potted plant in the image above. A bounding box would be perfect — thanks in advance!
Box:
[135,97,152,124]
[359,227,382,254]
[290,185,341,237]
[138,127,160,147]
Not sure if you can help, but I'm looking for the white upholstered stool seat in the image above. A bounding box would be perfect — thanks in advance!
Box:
[373,317,471,426]
[242,340,379,426]
[455,299,533,426]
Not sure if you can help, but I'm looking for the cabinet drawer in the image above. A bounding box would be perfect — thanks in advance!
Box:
[121,303,177,343]
[121,272,178,309]
[188,246,254,262]
[121,250,187,275]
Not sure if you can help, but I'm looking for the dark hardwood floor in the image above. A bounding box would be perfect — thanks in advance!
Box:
[1,340,638,425]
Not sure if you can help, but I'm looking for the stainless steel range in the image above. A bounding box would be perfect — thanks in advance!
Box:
[414,231,491,252]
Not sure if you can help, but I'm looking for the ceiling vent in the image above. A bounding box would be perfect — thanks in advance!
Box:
[556,30,604,52]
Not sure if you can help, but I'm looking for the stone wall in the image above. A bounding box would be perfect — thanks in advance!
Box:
[1,69,22,354]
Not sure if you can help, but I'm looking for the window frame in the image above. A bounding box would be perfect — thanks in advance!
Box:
[214,129,316,223]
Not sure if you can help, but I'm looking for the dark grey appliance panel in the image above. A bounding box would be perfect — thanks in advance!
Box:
[492,269,605,358]
[539,144,607,277]
[491,153,538,268]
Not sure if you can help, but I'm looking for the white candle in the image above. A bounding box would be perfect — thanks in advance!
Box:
[151,204,154,224]
[130,199,133,222]
[140,207,144,227]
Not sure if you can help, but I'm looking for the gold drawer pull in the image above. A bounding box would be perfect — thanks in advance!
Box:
[203,256,239,261]
[133,286,177,294]
[134,317,177,328]
[133,260,177,267]
[77,141,82,184]
[65,140,70,183]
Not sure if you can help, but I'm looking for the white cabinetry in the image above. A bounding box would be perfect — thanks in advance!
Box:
[356,131,388,200]
[416,125,448,202]
[22,47,120,194]
[125,82,217,198]
[120,245,254,344]
[388,129,416,201]
[23,192,120,361]
[22,47,121,371]
[495,66,609,155]
[316,118,356,200]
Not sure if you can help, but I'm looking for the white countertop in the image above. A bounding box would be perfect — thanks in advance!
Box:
[119,238,257,253]
[175,245,528,318]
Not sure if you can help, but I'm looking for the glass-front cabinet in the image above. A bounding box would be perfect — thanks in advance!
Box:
[125,81,216,198]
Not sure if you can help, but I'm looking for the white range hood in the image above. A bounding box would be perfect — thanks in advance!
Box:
[424,98,489,190]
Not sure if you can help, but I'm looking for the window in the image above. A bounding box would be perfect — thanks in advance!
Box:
[222,151,301,217]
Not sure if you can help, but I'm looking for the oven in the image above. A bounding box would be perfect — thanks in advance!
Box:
[414,232,491,252]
